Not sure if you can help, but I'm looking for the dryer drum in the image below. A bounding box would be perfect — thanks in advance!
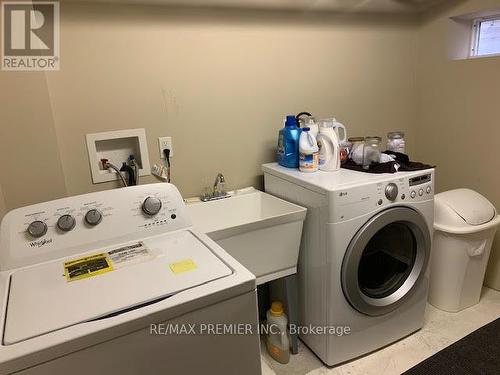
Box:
[341,207,431,316]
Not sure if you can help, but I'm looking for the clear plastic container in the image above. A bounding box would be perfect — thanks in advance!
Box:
[348,137,365,165]
[339,141,350,165]
[363,136,382,169]
[387,131,405,154]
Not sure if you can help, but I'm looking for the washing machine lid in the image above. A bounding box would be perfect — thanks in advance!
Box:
[3,230,232,345]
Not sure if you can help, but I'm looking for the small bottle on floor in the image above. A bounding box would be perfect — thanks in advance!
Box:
[266,301,290,364]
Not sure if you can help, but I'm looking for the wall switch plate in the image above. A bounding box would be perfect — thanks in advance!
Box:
[158,136,173,158]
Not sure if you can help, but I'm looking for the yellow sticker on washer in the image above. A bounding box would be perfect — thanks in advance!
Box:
[169,259,197,274]
[64,253,113,282]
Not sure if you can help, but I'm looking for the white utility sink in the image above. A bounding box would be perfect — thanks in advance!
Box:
[187,188,306,285]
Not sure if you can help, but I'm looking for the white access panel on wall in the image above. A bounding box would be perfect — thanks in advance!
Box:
[86,128,151,184]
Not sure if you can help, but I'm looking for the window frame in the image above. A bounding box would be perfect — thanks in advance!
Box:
[470,15,500,58]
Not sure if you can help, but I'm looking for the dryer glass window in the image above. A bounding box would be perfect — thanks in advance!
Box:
[358,222,417,299]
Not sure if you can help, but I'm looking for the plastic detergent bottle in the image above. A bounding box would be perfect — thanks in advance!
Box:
[317,121,341,172]
[304,117,319,139]
[299,127,319,172]
[277,115,301,168]
[266,302,290,364]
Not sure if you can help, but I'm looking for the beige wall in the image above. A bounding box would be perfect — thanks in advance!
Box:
[0,184,6,221]
[3,2,419,203]
[0,72,67,210]
[416,0,500,288]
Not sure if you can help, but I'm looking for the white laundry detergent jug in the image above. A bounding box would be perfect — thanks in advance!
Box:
[299,127,319,173]
[317,122,341,172]
[266,301,290,364]
[319,118,347,144]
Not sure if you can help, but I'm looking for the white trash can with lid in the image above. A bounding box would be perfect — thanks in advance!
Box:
[429,188,500,312]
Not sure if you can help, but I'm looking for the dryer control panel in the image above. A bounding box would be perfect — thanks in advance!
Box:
[0,184,191,270]
[331,170,434,223]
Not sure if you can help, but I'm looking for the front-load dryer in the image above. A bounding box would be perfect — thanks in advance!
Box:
[263,163,434,366]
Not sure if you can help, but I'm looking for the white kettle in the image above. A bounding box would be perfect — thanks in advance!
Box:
[317,122,341,172]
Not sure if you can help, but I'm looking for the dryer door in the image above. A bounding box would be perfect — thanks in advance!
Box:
[341,207,431,316]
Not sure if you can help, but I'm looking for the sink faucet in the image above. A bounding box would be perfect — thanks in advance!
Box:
[201,173,230,202]
[213,173,226,194]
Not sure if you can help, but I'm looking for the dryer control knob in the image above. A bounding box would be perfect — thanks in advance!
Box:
[27,220,48,238]
[57,214,76,232]
[385,183,398,201]
[142,197,162,216]
[85,209,103,226]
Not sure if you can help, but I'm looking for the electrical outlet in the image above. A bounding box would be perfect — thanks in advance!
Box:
[158,137,173,158]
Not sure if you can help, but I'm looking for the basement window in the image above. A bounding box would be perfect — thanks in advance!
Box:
[471,16,500,57]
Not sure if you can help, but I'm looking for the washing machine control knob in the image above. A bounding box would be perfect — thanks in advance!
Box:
[27,221,48,238]
[57,214,76,232]
[142,197,162,216]
[85,209,103,226]
[385,183,398,201]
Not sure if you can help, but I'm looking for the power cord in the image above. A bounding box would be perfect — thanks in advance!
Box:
[128,155,139,185]
[120,162,136,186]
[163,149,171,183]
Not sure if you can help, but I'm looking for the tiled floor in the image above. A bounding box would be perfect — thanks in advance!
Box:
[261,288,500,375]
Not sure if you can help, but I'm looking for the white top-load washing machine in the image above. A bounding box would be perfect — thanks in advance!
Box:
[0,183,261,375]
[263,163,434,366]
